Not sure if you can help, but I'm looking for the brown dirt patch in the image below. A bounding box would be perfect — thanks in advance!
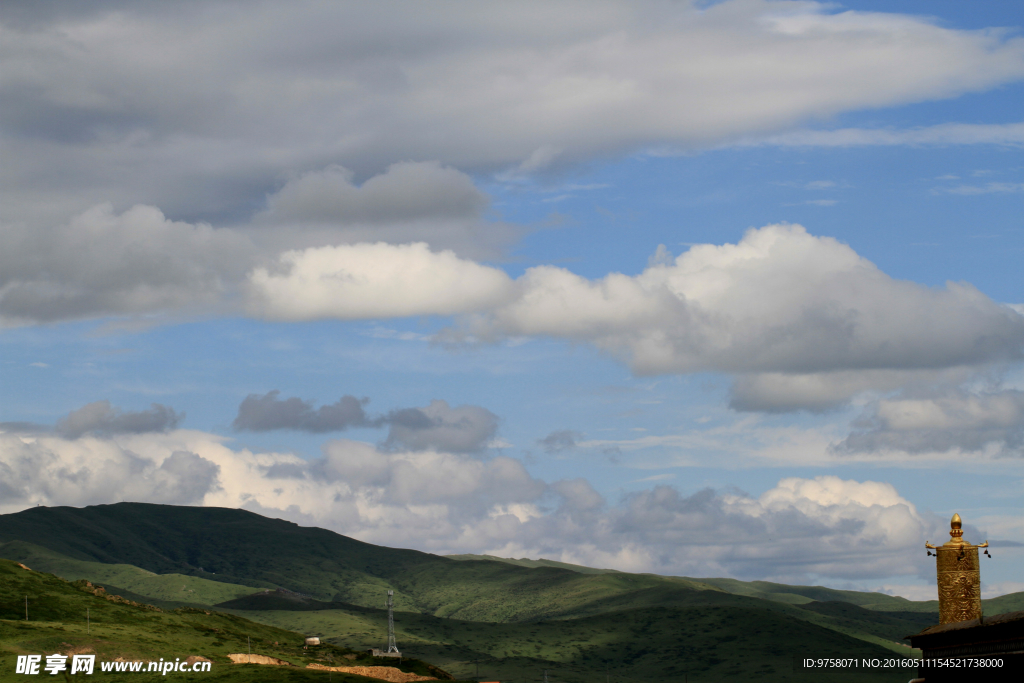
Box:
[227,654,292,666]
[306,663,437,682]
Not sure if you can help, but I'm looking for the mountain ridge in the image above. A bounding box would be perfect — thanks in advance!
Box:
[0,502,957,681]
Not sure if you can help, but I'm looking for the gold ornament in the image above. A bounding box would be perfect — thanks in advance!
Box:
[925,514,989,624]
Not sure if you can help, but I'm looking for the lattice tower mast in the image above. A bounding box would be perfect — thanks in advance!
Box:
[386,590,399,653]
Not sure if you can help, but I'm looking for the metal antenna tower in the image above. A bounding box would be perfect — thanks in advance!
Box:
[386,590,399,654]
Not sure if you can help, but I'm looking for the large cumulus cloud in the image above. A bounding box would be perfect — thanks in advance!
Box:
[0,427,960,583]
[244,224,1024,414]
[10,217,1021,419]
[465,224,1024,408]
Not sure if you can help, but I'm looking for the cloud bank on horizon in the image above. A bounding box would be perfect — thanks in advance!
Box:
[0,423,965,585]
[2,0,1023,592]
[0,389,1017,588]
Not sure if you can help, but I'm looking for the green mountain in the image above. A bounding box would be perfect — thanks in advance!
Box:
[0,504,722,623]
[2,502,997,681]
[451,552,1023,616]
[0,559,457,682]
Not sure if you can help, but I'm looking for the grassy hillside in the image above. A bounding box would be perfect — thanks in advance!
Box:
[213,581,932,665]
[0,559,457,682]
[450,553,1023,618]
[0,505,723,623]
[0,504,405,602]
[446,554,621,575]
[0,541,263,608]
[3,552,921,682]
[8,503,1000,681]
[216,598,918,682]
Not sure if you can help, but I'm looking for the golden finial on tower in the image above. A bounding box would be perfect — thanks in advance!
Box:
[949,513,963,541]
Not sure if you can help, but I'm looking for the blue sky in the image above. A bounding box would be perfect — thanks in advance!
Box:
[1,0,1022,599]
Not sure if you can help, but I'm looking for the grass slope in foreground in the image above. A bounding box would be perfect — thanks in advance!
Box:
[0,560,457,682]
[216,592,921,682]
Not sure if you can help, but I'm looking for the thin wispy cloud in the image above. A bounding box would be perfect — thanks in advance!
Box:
[938,182,1024,195]
[631,473,676,483]
[783,199,838,206]
[740,122,1024,148]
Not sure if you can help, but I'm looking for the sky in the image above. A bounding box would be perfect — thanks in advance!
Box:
[1,0,1022,600]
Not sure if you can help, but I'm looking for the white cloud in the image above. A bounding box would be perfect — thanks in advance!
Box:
[632,473,675,483]
[4,1,1024,226]
[0,428,957,582]
[983,580,1024,599]
[835,389,1024,456]
[247,242,514,321]
[0,203,255,326]
[0,160,518,325]
[0,432,220,509]
[874,583,937,601]
[729,367,976,413]
[10,209,1017,418]
[469,224,1024,409]
[744,121,1024,148]
[940,182,1024,195]
[786,199,837,206]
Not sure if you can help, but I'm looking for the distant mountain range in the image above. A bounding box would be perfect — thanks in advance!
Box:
[2,503,1019,682]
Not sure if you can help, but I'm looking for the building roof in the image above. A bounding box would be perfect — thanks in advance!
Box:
[906,610,1024,656]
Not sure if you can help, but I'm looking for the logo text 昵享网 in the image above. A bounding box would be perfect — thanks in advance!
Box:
[15,654,212,675]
